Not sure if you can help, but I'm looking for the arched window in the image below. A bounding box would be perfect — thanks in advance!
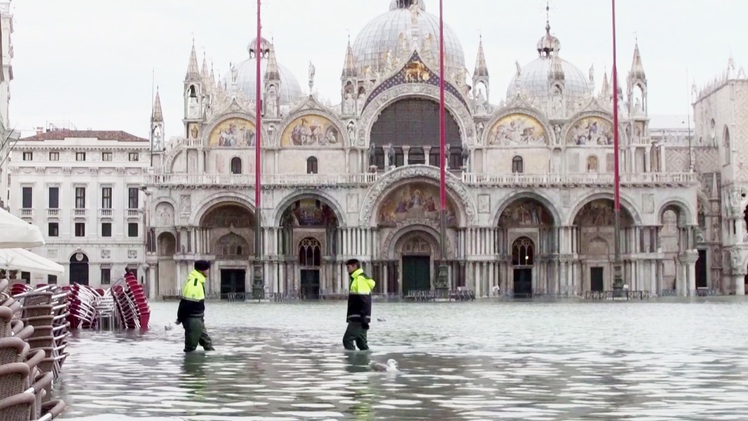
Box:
[307,156,318,174]
[299,237,322,267]
[512,156,524,173]
[512,237,534,266]
[230,157,242,174]
[587,155,599,173]
[723,126,731,164]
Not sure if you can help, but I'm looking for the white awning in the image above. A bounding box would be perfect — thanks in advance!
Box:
[0,208,45,249]
[0,248,64,276]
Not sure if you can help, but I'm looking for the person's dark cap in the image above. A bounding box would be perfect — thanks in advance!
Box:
[194,260,210,271]
[346,259,360,266]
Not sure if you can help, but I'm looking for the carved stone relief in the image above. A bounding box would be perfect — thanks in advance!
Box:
[155,202,175,227]
[478,194,490,214]
[400,236,432,255]
[642,194,655,214]
[347,193,360,213]
[178,195,192,215]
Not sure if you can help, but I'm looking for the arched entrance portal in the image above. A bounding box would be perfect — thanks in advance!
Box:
[200,203,255,300]
[397,234,435,296]
[279,196,339,298]
[512,237,534,298]
[497,197,555,296]
[69,252,89,286]
[573,199,634,293]
[375,179,463,296]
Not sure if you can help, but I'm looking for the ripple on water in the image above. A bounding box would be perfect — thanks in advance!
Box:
[55,299,748,420]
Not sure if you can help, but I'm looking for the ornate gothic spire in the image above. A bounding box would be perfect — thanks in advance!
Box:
[151,89,163,123]
[473,35,488,78]
[184,39,200,81]
[341,35,357,78]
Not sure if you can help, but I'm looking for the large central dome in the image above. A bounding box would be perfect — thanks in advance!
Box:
[351,0,466,76]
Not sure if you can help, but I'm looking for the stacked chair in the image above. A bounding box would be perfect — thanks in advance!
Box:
[66,275,151,331]
[0,279,66,420]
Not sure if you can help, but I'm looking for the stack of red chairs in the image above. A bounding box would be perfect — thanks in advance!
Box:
[64,285,99,330]
[123,272,150,329]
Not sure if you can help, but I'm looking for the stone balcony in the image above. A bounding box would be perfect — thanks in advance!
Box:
[144,170,698,189]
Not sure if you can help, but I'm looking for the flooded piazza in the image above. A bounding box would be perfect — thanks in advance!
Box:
[55,299,748,420]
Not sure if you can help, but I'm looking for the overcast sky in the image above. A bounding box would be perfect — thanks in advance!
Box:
[8,0,746,139]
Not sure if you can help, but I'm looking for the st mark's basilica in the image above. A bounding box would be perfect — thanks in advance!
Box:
[143,0,748,299]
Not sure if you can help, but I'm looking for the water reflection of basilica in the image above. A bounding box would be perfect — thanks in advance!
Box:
[143,0,736,299]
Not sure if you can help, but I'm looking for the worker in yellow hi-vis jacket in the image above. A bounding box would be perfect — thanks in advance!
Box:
[343,259,376,351]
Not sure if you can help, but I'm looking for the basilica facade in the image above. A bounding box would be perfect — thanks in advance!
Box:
[144,0,721,299]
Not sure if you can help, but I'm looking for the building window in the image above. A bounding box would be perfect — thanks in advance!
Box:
[101,187,112,209]
[75,152,86,161]
[48,187,59,209]
[49,152,59,161]
[128,223,139,237]
[306,156,318,174]
[101,268,111,285]
[102,152,112,161]
[512,156,524,173]
[230,157,242,174]
[21,271,30,284]
[587,156,599,173]
[47,275,57,284]
[74,222,85,237]
[128,152,139,161]
[22,152,33,161]
[21,187,32,209]
[101,222,112,237]
[75,187,86,208]
[128,187,139,209]
[48,222,59,237]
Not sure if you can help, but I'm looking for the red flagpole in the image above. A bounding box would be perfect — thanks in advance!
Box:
[611,0,623,289]
[438,0,446,212]
[254,0,264,296]
[437,0,449,292]
[255,1,262,215]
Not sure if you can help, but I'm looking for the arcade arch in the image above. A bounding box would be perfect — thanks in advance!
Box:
[572,198,634,292]
[277,194,342,299]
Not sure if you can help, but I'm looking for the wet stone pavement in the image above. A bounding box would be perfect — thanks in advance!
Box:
[56,299,748,420]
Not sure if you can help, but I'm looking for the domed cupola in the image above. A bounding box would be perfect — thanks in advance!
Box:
[227,37,305,107]
[351,0,466,77]
[506,15,592,106]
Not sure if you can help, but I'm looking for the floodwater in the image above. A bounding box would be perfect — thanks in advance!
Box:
[56,298,748,420]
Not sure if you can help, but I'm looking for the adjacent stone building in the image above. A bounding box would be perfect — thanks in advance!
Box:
[8,129,150,286]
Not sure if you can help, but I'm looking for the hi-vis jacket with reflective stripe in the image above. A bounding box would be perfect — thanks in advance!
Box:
[177,269,207,322]
[347,268,375,323]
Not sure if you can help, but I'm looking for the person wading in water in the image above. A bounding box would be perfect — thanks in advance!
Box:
[343,259,375,351]
[176,260,215,352]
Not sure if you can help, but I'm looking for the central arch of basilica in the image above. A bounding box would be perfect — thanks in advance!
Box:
[144,0,710,299]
